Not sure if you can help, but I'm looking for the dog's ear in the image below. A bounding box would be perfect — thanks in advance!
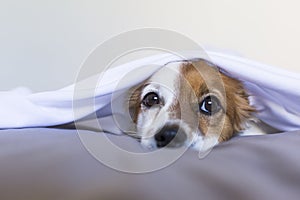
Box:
[128,84,143,123]
[223,76,256,133]
[232,86,256,133]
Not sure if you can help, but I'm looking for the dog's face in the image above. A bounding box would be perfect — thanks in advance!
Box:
[128,60,255,150]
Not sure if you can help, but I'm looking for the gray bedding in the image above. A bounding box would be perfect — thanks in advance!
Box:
[0,128,299,200]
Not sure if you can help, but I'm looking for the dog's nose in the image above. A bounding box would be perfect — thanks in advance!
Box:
[154,125,187,148]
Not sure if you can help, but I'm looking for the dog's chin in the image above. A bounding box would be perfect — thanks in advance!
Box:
[140,137,186,150]
[140,134,219,152]
[191,135,219,152]
[140,138,157,150]
[140,138,187,151]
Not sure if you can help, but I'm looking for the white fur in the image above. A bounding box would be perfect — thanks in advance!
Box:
[137,63,181,148]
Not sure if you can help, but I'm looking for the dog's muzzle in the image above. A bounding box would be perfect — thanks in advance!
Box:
[154,124,187,148]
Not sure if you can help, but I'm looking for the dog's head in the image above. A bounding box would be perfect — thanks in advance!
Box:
[128,60,255,150]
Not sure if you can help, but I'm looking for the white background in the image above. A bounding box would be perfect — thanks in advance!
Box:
[1,0,300,91]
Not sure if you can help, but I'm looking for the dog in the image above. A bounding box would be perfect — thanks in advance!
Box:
[128,59,256,151]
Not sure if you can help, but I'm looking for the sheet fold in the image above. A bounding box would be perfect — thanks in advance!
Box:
[1,49,299,132]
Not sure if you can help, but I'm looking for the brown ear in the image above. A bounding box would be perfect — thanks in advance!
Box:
[223,76,256,133]
[232,86,256,133]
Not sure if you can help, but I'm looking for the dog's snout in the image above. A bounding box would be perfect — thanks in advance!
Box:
[154,125,187,148]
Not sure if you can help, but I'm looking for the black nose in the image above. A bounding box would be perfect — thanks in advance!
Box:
[154,125,187,148]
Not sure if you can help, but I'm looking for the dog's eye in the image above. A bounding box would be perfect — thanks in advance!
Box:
[142,92,160,108]
[199,96,221,115]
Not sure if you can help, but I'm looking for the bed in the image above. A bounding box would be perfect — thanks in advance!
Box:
[0,127,299,200]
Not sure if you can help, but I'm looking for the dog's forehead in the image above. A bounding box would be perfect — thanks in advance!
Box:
[180,61,224,94]
[145,61,213,93]
[144,60,221,97]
